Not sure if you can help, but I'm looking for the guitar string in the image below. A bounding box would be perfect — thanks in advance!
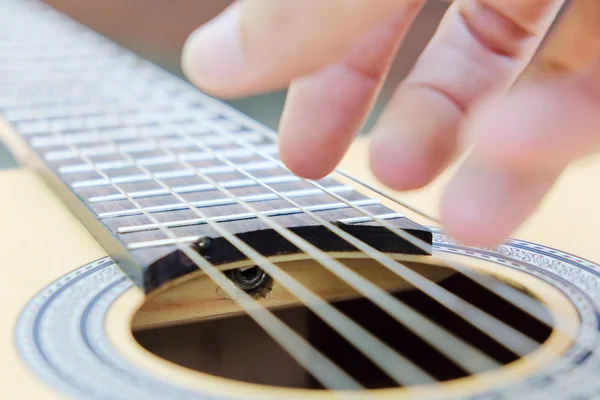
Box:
[150,112,547,353]
[197,109,591,387]
[56,135,363,392]
[295,168,554,328]
[86,93,542,363]
[64,94,537,366]
[56,96,540,367]
[11,59,556,366]
[16,89,528,382]
[333,170,441,224]
[202,110,556,328]
[174,100,588,395]
[199,114,582,362]
[332,169,555,327]
[127,123,506,373]
[71,121,438,386]
[164,122,541,356]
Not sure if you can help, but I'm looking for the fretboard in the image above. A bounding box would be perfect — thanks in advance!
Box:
[0,0,431,292]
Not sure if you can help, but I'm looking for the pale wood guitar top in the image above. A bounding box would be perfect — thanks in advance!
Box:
[0,136,598,397]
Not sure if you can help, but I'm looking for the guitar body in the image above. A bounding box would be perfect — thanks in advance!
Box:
[2,137,600,399]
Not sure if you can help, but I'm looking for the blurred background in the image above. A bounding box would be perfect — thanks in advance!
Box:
[40,0,449,131]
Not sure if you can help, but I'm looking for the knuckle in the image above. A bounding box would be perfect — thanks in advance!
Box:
[458,0,539,59]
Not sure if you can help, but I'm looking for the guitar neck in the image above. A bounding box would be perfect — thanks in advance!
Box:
[0,0,431,293]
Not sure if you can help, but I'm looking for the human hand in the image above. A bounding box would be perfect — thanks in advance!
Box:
[182,0,600,247]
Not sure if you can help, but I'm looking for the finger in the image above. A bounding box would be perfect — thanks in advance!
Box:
[442,0,600,246]
[277,6,423,179]
[181,0,413,98]
[440,156,563,247]
[369,0,565,191]
[442,72,600,246]
[465,70,600,173]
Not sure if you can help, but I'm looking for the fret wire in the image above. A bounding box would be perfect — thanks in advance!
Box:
[88,174,302,203]
[87,127,437,386]
[71,160,278,188]
[58,146,278,174]
[336,213,404,225]
[220,111,559,329]
[57,135,362,391]
[14,105,217,129]
[164,122,539,357]
[117,199,380,234]
[43,133,264,161]
[127,236,202,250]
[125,212,406,250]
[100,186,353,219]
[115,126,506,377]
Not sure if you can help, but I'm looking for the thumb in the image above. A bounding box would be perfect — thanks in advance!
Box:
[182,0,416,98]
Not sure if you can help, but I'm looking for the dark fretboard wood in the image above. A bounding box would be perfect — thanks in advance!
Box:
[0,0,432,293]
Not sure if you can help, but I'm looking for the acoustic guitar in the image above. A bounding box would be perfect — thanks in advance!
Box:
[2,1,600,399]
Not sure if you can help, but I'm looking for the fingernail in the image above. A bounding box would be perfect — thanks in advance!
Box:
[182,3,245,90]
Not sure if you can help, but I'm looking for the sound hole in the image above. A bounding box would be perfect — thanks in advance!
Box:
[134,263,553,390]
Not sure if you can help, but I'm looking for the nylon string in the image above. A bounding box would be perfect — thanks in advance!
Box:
[135,125,504,375]
[57,137,363,391]
[72,119,439,386]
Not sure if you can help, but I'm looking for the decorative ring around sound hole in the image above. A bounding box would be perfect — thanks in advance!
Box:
[15,231,600,399]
